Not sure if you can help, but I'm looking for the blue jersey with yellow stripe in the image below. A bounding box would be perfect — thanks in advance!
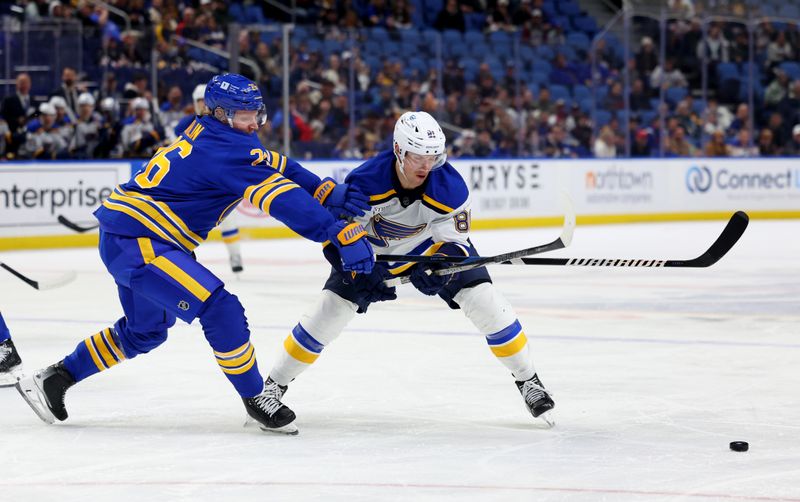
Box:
[95,115,335,252]
[346,150,472,256]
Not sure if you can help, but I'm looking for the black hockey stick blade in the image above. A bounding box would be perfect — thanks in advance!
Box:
[1,262,77,290]
[57,214,99,233]
[501,211,750,269]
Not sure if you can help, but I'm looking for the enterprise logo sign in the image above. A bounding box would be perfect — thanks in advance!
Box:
[686,165,800,193]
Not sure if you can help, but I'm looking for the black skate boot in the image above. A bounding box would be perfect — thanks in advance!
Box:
[229,253,243,273]
[0,339,23,387]
[16,361,76,424]
[243,377,297,435]
[515,374,555,427]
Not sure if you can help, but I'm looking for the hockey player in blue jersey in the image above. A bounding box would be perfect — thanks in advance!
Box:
[0,312,23,386]
[264,111,555,430]
[175,84,246,274]
[15,73,374,434]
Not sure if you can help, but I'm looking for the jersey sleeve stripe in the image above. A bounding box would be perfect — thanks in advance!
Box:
[260,184,299,216]
[251,179,295,208]
[243,173,283,201]
[387,242,445,275]
[102,199,184,250]
[109,191,199,251]
[120,189,203,242]
[421,194,454,214]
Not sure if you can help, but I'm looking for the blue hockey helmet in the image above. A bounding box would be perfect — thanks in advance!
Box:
[204,73,267,127]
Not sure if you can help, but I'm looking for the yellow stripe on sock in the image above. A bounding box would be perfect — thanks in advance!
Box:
[489,332,528,358]
[217,344,255,368]
[220,355,257,375]
[84,338,106,371]
[214,341,250,358]
[93,332,118,368]
[102,328,126,361]
[283,335,319,364]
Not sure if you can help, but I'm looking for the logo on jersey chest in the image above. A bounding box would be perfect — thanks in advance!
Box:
[367,214,427,247]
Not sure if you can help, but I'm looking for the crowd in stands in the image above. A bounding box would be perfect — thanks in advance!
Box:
[2,0,800,161]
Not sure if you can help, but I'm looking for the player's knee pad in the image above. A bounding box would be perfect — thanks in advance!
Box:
[114,316,169,357]
[454,282,517,334]
[298,290,357,346]
[198,288,249,351]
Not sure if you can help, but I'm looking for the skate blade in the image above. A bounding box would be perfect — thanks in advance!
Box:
[536,410,556,428]
[0,366,24,387]
[244,415,299,436]
[15,374,56,424]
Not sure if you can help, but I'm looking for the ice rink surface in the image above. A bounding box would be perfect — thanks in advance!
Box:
[1,218,799,502]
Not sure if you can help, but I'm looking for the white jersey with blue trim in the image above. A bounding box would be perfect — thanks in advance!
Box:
[346,150,472,256]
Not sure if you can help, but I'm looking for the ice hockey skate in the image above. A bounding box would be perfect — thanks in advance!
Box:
[243,377,297,435]
[15,361,75,424]
[515,374,555,427]
[0,339,23,387]
[229,252,244,274]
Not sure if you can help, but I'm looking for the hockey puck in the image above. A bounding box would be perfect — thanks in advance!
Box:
[729,441,749,452]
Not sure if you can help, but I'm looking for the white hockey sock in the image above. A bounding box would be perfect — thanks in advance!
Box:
[270,291,357,386]
[454,283,536,382]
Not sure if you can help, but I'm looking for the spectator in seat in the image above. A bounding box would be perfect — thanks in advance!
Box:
[636,36,659,76]
[50,66,81,117]
[630,79,651,111]
[766,31,794,71]
[434,0,465,32]
[757,129,780,156]
[784,124,800,155]
[631,128,653,157]
[593,125,617,158]
[120,97,163,158]
[20,103,69,159]
[70,93,103,159]
[650,58,688,90]
[665,125,695,157]
[704,130,730,157]
[728,128,758,157]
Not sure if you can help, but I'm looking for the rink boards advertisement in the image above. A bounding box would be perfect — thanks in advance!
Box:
[1,158,798,249]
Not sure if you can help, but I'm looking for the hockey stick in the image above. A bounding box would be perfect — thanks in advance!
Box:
[382,204,576,287]
[57,215,99,233]
[0,262,77,290]
[494,210,749,268]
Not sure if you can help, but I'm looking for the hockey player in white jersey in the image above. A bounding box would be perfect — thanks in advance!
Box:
[265,111,554,429]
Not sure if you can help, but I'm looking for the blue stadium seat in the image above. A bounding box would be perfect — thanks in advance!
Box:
[549,84,571,102]
[716,62,739,80]
[464,31,484,46]
[567,33,590,53]
[779,61,800,80]
[557,1,581,16]
[572,15,598,36]
[779,4,800,18]
[369,27,390,43]
[442,29,463,46]
[465,12,487,31]
[573,84,590,102]
[665,87,688,106]
[536,45,555,61]
[532,60,552,74]
[594,110,612,127]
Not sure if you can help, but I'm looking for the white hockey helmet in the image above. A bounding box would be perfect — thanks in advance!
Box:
[192,83,207,114]
[49,95,68,110]
[393,111,447,172]
[77,92,95,106]
[100,96,116,112]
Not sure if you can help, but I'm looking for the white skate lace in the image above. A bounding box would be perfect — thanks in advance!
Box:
[0,344,10,364]
[253,382,284,417]
[522,380,548,405]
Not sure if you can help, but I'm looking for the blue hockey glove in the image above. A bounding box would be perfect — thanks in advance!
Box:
[326,221,374,274]
[314,178,371,219]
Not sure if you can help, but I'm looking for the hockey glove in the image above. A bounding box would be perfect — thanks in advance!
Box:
[348,264,397,312]
[314,178,371,219]
[410,263,456,296]
[326,221,374,275]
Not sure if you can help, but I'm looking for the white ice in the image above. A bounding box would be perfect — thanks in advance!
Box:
[1,219,799,502]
